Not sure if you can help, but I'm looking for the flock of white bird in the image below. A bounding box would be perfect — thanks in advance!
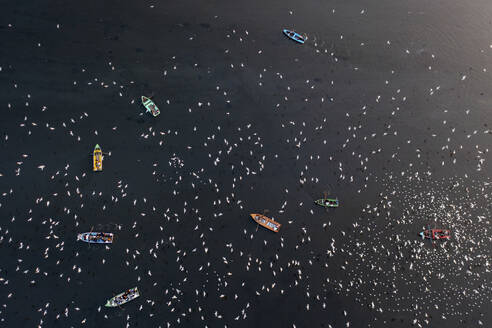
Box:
[1,5,492,328]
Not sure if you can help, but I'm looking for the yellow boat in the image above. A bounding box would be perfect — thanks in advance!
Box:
[250,213,281,232]
[93,144,103,171]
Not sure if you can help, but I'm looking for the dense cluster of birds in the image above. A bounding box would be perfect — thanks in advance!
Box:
[333,174,492,327]
[1,2,492,327]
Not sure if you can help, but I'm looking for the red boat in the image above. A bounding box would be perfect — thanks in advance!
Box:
[420,228,451,240]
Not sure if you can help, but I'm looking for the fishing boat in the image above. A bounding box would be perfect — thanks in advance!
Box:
[250,213,281,232]
[93,144,103,172]
[105,287,140,307]
[141,96,160,117]
[283,29,305,44]
[315,198,339,208]
[315,191,339,208]
[77,232,114,244]
[314,198,340,207]
[420,228,451,240]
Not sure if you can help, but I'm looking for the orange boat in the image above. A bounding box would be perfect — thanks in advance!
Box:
[250,213,281,232]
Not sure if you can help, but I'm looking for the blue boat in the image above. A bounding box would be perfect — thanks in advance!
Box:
[283,29,305,44]
[77,232,113,244]
[105,287,140,307]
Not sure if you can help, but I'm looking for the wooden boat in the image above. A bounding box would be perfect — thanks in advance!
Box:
[93,144,103,171]
[283,29,305,44]
[141,96,160,117]
[105,287,140,307]
[315,198,339,208]
[420,228,451,240]
[250,213,281,232]
[77,232,113,244]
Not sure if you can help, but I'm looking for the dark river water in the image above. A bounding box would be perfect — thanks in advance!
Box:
[1,0,492,327]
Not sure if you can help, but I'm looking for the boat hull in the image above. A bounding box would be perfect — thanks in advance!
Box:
[77,232,113,244]
[283,29,305,44]
[315,198,339,208]
[250,213,281,232]
[141,96,160,117]
[93,144,103,171]
[105,287,140,307]
[421,229,451,240]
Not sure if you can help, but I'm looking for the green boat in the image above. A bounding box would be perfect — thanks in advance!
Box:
[315,198,339,208]
[105,287,140,307]
[315,191,339,208]
[141,96,160,117]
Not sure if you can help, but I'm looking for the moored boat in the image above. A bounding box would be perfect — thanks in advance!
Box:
[315,198,339,208]
[141,96,160,117]
[77,232,113,244]
[283,29,305,44]
[420,229,451,240]
[93,144,103,171]
[105,287,140,307]
[250,213,281,232]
